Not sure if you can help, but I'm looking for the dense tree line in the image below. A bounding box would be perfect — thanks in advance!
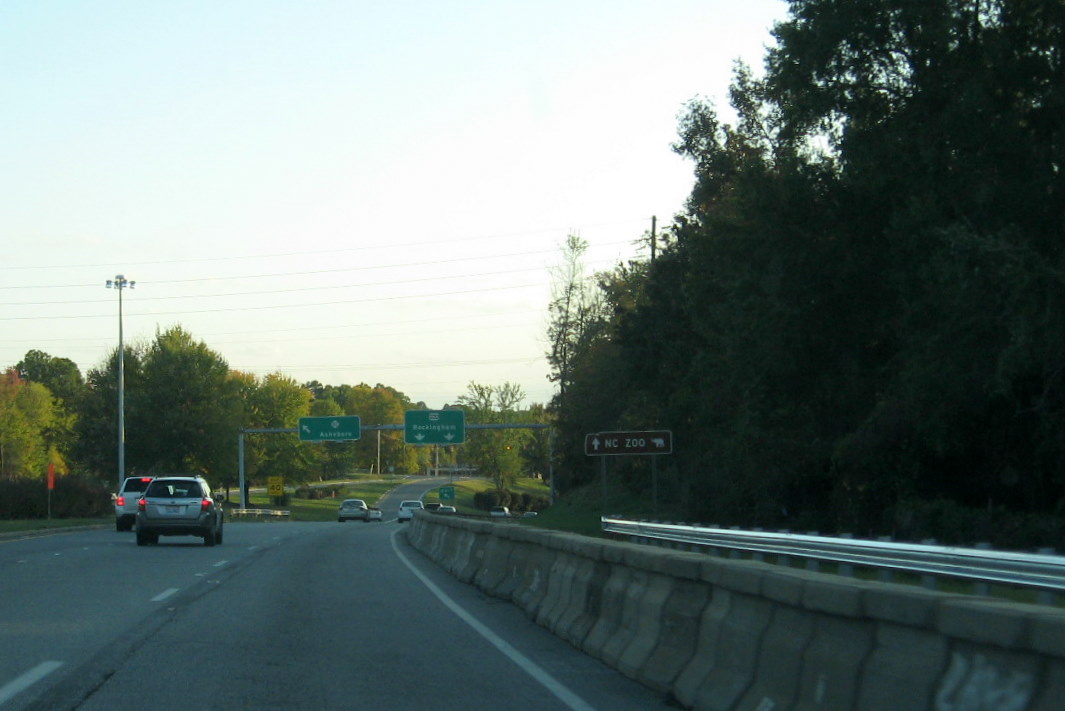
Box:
[549,0,1065,548]
[3,326,547,510]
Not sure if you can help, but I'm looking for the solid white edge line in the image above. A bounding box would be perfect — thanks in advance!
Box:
[0,660,64,705]
[151,588,179,602]
[389,529,597,711]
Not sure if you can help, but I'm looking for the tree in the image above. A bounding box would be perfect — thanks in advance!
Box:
[76,343,144,481]
[547,235,607,408]
[244,372,312,483]
[131,327,242,481]
[547,0,1065,546]
[457,382,529,492]
[15,350,82,469]
[17,350,85,408]
[0,370,63,479]
[344,383,424,475]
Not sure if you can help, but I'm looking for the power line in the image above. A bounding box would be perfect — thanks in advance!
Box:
[0,219,647,273]
[0,281,548,322]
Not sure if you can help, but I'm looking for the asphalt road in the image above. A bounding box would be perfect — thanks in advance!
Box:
[0,480,675,711]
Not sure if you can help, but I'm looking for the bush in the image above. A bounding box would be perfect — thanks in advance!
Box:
[473,489,550,514]
[294,485,343,500]
[0,475,111,519]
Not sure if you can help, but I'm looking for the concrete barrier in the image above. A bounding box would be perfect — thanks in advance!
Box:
[406,514,1065,711]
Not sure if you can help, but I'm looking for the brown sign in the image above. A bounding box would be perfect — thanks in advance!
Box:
[584,430,673,456]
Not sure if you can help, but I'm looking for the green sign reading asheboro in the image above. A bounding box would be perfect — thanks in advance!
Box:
[298,416,361,442]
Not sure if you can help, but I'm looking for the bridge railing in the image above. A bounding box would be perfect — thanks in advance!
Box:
[602,516,1065,604]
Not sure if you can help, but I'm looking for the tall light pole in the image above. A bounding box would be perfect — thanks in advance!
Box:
[106,274,134,492]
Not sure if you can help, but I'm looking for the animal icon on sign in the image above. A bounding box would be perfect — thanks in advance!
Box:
[651,438,666,448]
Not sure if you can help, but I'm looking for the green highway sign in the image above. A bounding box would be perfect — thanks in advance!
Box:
[298,416,361,442]
[439,486,456,501]
[404,409,465,445]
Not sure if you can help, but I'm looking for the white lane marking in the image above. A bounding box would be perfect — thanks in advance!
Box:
[151,588,179,602]
[213,560,228,567]
[389,530,596,711]
[0,660,64,705]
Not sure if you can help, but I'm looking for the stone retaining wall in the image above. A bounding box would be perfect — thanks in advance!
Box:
[406,513,1065,711]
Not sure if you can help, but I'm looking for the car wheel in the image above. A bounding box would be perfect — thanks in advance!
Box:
[116,519,123,532]
[136,531,147,546]
[203,531,216,546]
[216,527,223,545]
[149,533,159,545]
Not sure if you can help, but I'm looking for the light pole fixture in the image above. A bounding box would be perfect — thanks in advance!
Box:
[106,274,134,493]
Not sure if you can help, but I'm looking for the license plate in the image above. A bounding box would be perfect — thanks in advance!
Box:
[166,505,180,514]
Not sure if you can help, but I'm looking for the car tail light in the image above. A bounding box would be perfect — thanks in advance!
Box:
[140,477,152,483]
[138,497,146,511]
[116,495,126,507]
[201,498,211,511]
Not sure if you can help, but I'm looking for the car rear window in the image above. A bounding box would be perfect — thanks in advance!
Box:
[122,478,153,493]
[147,481,203,498]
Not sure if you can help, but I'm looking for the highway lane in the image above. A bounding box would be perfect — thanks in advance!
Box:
[2,482,674,710]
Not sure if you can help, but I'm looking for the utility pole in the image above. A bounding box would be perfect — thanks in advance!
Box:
[106,274,134,493]
[650,215,657,262]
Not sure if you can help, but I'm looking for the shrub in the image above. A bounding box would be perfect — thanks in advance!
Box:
[0,475,111,519]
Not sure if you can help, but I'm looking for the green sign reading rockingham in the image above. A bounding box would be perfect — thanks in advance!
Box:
[404,409,465,445]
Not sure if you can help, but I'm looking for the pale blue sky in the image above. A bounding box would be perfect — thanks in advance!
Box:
[1,0,788,409]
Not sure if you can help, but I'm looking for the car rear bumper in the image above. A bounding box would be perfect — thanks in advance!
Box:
[137,513,218,536]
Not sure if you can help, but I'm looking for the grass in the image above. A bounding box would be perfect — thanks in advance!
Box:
[236,478,407,522]
[0,518,110,534]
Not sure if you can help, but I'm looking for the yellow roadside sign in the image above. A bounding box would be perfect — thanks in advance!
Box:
[267,477,284,497]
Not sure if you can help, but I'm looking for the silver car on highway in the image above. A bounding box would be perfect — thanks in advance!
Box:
[135,475,224,547]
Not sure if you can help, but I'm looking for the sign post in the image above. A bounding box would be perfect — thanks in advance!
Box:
[584,430,674,516]
[298,416,361,442]
[47,462,55,521]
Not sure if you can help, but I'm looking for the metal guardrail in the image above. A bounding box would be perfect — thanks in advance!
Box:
[229,508,291,520]
[602,517,1065,603]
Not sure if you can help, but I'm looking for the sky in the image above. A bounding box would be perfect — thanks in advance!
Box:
[1,0,789,410]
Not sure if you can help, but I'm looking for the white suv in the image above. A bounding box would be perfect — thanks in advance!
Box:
[397,500,423,523]
[114,476,154,531]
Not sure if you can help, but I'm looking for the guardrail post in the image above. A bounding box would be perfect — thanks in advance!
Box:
[839,534,855,578]
[974,543,992,595]
[877,536,895,582]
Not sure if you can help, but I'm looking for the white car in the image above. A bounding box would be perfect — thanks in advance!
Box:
[489,505,511,518]
[114,476,154,531]
[397,500,423,523]
[337,498,370,522]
